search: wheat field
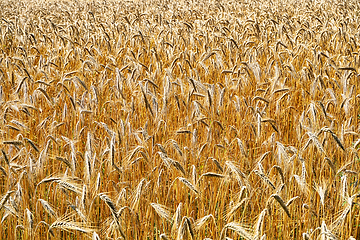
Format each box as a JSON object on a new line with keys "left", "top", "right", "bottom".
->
{"left": 0, "top": 0, "right": 360, "bottom": 239}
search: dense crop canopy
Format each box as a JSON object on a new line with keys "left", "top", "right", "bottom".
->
{"left": 0, "top": 0, "right": 360, "bottom": 239}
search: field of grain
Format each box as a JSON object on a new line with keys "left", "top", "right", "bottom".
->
{"left": 0, "top": 0, "right": 360, "bottom": 239}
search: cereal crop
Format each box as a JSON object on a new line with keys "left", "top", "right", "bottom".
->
{"left": 0, "top": 0, "right": 360, "bottom": 239}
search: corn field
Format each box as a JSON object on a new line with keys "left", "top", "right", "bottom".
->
{"left": 0, "top": 0, "right": 360, "bottom": 239}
